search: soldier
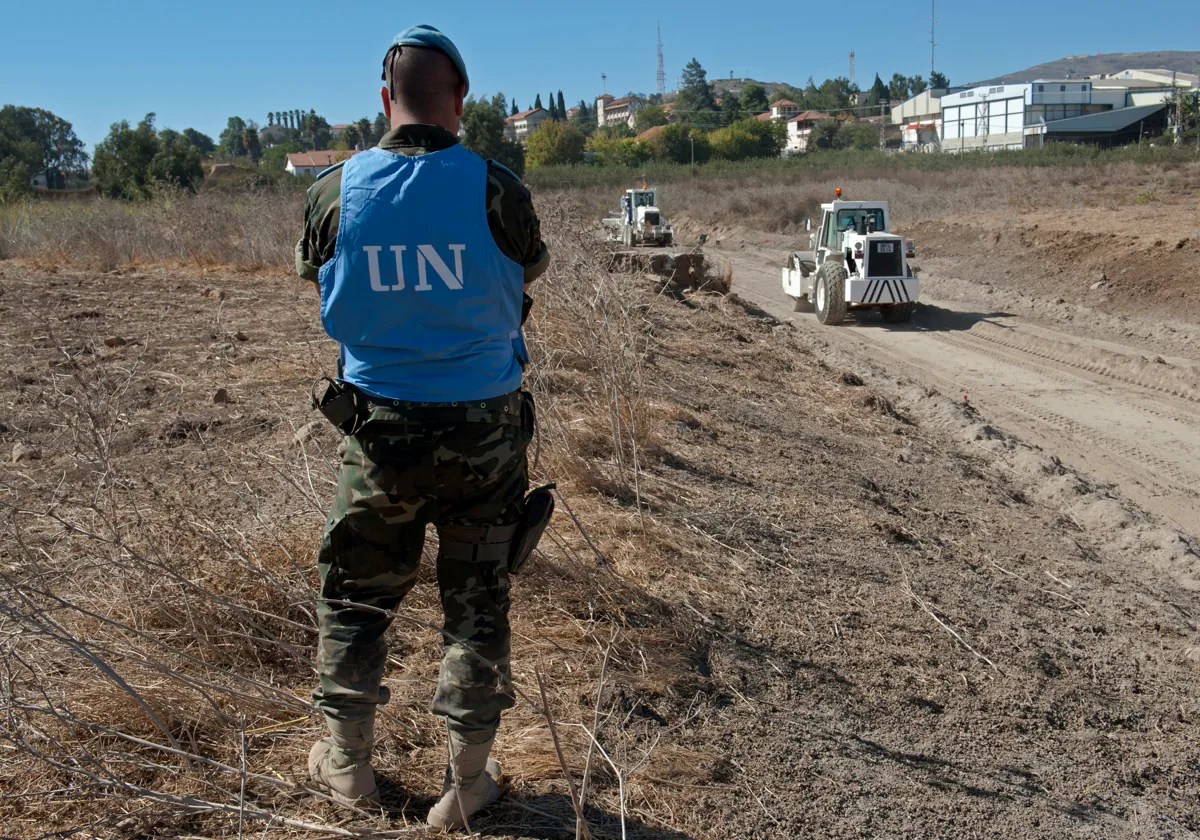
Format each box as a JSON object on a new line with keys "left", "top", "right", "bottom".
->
{"left": 295, "top": 24, "right": 550, "bottom": 829}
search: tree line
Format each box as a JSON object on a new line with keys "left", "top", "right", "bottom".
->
{"left": 0, "top": 106, "right": 89, "bottom": 201}
{"left": 496, "top": 60, "right": 958, "bottom": 170}
{"left": 0, "top": 57, "right": 952, "bottom": 202}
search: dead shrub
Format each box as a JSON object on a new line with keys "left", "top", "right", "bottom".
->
{"left": 0, "top": 187, "right": 302, "bottom": 270}
{"left": 0, "top": 192, "right": 714, "bottom": 838}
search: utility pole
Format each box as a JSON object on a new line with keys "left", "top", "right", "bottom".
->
{"left": 1173, "top": 71, "right": 1181, "bottom": 144}
{"left": 1194, "top": 62, "right": 1200, "bottom": 151}
{"left": 849, "top": 52, "right": 856, "bottom": 88}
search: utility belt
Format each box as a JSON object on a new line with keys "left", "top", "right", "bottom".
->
{"left": 312, "top": 378, "right": 528, "bottom": 435}
{"left": 311, "top": 377, "right": 552, "bottom": 574}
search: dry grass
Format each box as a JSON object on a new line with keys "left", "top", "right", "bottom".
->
{"left": 4, "top": 173, "right": 1199, "bottom": 838}
{"left": 560, "top": 159, "right": 1200, "bottom": 239}
{"left": 0, "top": 187, "right": 302, "bottom": 272}
{"left": 0, "top": 194, "right": 735, "bottom": 839}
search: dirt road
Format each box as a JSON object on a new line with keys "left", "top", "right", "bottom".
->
{"left": 717, "top": 245, "right": 1200, "bottom": 537}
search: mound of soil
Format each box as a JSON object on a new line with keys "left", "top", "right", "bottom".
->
{"left": 911, "top": 202, "right": 1200, "bottom": 324}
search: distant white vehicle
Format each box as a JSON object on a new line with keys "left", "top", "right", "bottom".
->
{"left": 602, "top": 187, "right": 674, "bottom": 247}
{"left": 781, "top": 189, "right": 920, "bottom": 325}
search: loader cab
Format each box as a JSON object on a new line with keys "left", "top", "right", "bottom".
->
{"left": 627, "top": 189, "right": 657, "bottom": 210}
{"left": 839, "top": 208, "right": 884, "bottom": 235}
{"left": 627, "top": 189, "right": 662, "bottom": 229}
{"left": 815, "top": 201, "right": 890, "bottom": 264}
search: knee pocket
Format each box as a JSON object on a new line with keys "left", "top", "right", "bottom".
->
{"left": 320, "top": 514, "right": 424, "bottom": 597}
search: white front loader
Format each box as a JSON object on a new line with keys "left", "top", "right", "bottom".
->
{"left": 781, "top": 198, "right": 920, "bottom": 325}
{"left": 604, "top": 188, "right": 674, "bottom": 247}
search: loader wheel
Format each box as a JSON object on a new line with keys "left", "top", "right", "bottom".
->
{"left": 814, "top": 264, "right": 848, "bottom": 326}
{"left": 881, "top": 302, "right": 916, "bottom": 323}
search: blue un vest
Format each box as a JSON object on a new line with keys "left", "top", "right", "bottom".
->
{"left": 319, "top": 144, "right": 526, "bottom": 402}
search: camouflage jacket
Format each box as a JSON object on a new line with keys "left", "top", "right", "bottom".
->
{"left": 295, "top": 124, "right": 549, "bottom": 289}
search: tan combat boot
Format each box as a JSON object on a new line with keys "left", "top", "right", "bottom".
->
{"left": 308, "top": 715, "right": 380, "bottom": 808}
{"left": 426, "top": 730, "right": 505, "bottom": 830}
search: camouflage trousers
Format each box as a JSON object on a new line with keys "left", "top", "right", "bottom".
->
{"left": 313, "top": 396, "right": 531, "bottom": 739}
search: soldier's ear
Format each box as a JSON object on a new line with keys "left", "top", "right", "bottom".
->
{"left": 380, "top": 87, "right": 392, "bottom": 121}
{"left": 454, "top": 84, "right": 466, "bottom": 118}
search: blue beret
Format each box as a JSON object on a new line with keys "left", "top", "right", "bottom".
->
{"left": 391, "top": 24, "right": 469, "bottom": 95}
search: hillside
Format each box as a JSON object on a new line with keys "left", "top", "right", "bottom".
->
{"left": 974, "top": 49, "right": 1200, "bottom": 84}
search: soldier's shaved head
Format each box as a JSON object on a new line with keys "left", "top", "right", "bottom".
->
{"left": 382, "top": 45, "right": 465, "bottom": 128}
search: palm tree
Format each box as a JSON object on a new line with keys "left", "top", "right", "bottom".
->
{"left": 356, "top": 117, "right": 372, "bottom": 146}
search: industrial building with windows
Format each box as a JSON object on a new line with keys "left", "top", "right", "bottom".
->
{"left": 941, "top": 81, "right": 1117, "bottom": 152}
{"left": 892, "top": 69, "right": 1190, "bottom": 153}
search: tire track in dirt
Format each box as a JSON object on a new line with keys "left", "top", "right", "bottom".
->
{"left": 852, "top": 329, "right": 1198, "bottom": 518}
{"left": 962, "top": 322, "right": 1200, "bottom": 405}
{"left": 717, "top": 246, "right": 1200, "bottom": 534}
{"left": 926, "top": 331, "right": 1200, "bottom": 443}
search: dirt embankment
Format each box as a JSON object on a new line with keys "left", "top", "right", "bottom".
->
{"left": 3, "top": 197, "right": 1199, "bottom": 838}
{"left": 910, "top": 203, "right": 1200, "bottom": 324}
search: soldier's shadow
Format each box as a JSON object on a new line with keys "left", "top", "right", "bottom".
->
{"left": 377, "top": 777, "right": 697, "bottom": 839}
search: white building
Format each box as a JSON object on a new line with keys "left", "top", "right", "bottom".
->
{"left": 785, "top": 111, "right": 833, "bottom": 153}
{"left": 769, "top": 99, "right": 802, "bottom": 120}
{"left": 890, "top": 72, "right": 1185, "bottom": 153}
{"left": 504, "top": 108, "right": 549, "bottom": 144}
{"left": 595, "top": 95, "right": 648, "bottom": 129}
{"left": 940, "top": 81, "right": 1116, "bottom": 152}
{"left": 1102, "top": 68, "right": 1200, "bottom": 88}
{"left": 285, "top": 150, "right": 356, "bottom": 177}
{"left": 890, "top": 88, "right": 953, "bottom": 151}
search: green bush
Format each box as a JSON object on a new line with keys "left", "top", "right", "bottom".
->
{"left": 708, "top": 118, "right": 784, "bottom": 161}
{"left": 93, "top": 114, "right": 203, "bottom": 199}
{"left": 261, "top": 140, "right": 304, "bottom": 172}
{"left": 642, "top": 123, "right": 710, "bottom": 165}
{"left": 523, "top": 141, "right": 1200, "bottom": 190}
{"left": 526, "top": 120, "right": 586, "bottom": 168}
{"left": 585, "top": 132, "right": 651, "bottom": 168}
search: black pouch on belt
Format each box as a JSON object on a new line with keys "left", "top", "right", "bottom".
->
{"left": 509, "top": 483, "right": 556, "bottom": 574}
{"left": 311, "top": 377, "right": 361, "bottom": 435}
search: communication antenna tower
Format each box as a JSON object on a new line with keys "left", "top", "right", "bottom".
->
{"left": 601, "top": 72, "right": 607, "bottom": 94}
{"left": 849, "top": 52, "right": 856, "bottom": 88}
{"left": 930, "top": 0, "right": 937, "bottom": 77}
{"left": 656, "top": 22, "right": 666, "bottom": 97}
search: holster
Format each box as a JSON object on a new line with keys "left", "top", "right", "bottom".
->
{"left": 509, "top": 484, "right": 556, "bottom": 574}
{"left": 437, "top": 484, "right": 556, "bottom": 575}
{"left": 312, "top": 377, "right": 362, "bottom": 435}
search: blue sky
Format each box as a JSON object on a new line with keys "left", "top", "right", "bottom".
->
{"left": 2, "top": 0, "right": 1196, "bottom": 152}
